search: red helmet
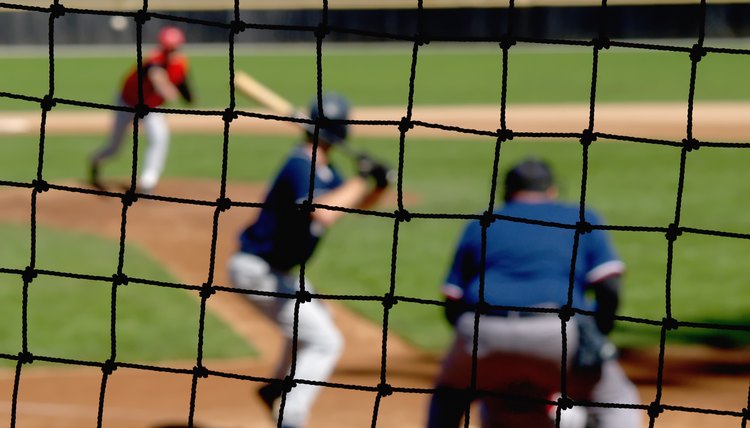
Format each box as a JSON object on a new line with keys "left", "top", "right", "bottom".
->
{"left": 159, "top": 26, "right": 185, "bottom": 51}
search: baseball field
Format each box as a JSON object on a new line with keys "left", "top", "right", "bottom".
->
{"left": 1, "top": 43, "right": 750, "bottom": 427}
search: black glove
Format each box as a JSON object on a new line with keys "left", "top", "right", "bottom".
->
{"left": 574, "top": 314, "right": 616, "bottom": 369}
{"left": 593, "top": 275, "right": 621, "bottom": 335}
{"left": 357, "top": 154, "right": 392, "bottom": 189}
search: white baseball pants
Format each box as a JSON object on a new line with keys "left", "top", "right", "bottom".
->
{"left": 92, "top": 97, "right": 170, "bottom": 192}
{"left": 228, "top": 252, "right": 343, "bottom": 428}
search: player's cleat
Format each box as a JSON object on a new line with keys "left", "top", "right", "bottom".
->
{"left": 89, "top": 162, "right": 104, "bottom": 190}
{"left": 257, "top": 382, "right": 286, "bottom": 425}
{"left": 257, "top": 382, "right": 282, "bottom": 410}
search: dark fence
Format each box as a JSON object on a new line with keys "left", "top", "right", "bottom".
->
{"left": 2, "top": 4, "right": 750, "bottom": 46}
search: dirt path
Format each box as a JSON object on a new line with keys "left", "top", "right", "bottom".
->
{"left": 1, "top": 102, "right": 749, "bottom": 427}
{"left": 3, "top": 102, "right": 750, "bottom": 141}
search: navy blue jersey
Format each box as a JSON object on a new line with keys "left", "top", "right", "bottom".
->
{"left": 240, "top": 145, "right": 344, "bottom": 271}
{"left": 442, "top": 201, "right": 624, "bottom": 311}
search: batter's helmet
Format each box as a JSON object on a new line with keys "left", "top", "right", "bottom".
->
{"left": 504, "top": 157, "right": 555, "bottom": 201}
{"left": 307, "top": 92, "right": 350, "bottom": 145}
{"left": 159, "top": 26, "right": 185, "bottom": 51}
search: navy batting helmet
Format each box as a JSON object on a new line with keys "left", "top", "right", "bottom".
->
{"left": 307, "top": 92, "right": 349, "bottom": 145}
{"left": 504, "top": 157, "right": 555, "bottom": 201}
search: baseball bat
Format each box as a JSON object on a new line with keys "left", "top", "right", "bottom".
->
{"left": 234, "top": 70, "right": 298, "bottom": 118}
{"left": 234, "top": 70, "right": 396, "bottom": 185}
{"left": 234, "top": 69, "right": 360, "bottom": 159}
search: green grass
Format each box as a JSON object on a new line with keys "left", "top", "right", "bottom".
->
{"left": 0, "top": 223, "right": 255, "bottom": 366}
{"left": 4, "top": 131, "right": 749, "bottom": 352}
{"left": 320, "top": 137, "right": 750, "bottom": 350}
{"left": 3, "top": 45, "right": 750, "bottom": 354}
{"left": 4, "top": 45, "right": 750, "bottom": 110}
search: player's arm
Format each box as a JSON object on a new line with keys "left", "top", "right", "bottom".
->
{"left": 311, "top": 154, "right": 391, "bottom": 227}
{"left": 175, "top": 79, "right": 193, "bottom": 104}
{"left": 147, "top": 66, "right": 180, "bottom": 102}
{"left": 441, "top": 224, "right": 479, "bottom": 325}
{"left": 312, "top": 175, "right": 385, "bottom": 227}
{"left": 583, "top": 211, "right": 626, "bottom": 334}
{"left": 590, "top": 274, "right": 621, "bottom": 334}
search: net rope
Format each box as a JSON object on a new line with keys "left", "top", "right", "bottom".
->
{"left": 1, "top": 0, "right": 750, "bottom": 427}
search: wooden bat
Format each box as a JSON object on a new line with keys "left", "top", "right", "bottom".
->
{"left": 234, "top": 70, "right": 299, "bottom": 118}
{"left": 233, "top": 70, "right": 377, "bottom": 164}
{"left": 234, "top": 69, "right": 356, "bottom": 153}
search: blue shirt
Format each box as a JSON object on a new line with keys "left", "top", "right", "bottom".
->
{"left": 442, "top": 200, "right": 624, "bottom": 311}
{"left": 240, "top": 145, "right": 344, "bottom": 271}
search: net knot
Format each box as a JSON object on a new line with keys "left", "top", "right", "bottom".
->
{"left": 580, "top": 129, "right": 597, "bottom": 146}
{"left": 414, "top": 33, "right": 430, "bottom": 46}
{"left": 690, "top": 44, "right": 707, "bottom": 63}
{"left": 121, "top": 190, "right": 138, "bottom": 207}
{"left": 382, "top": 293, "right": 398, "bottom": 310}
{"left": 40, "top": 95, "right": 56, "bottom": 112}
{"left": 576, "top": 220, "right": 593, "bottom": 235}
{"left": 314, "top": 23, "right": 330, "bottom": 39}
{"left": 394, "top": 209, "right": 411, "bottom": 222}
{"left": 476, "top": 301, "right": 491, "bottom": 315}
{"left": 297, "top": 290, "right": 312, "bottom": 303}
{"left": 558, "top": 305, "right": 574, "bottom": 322}
{"left": 593, "top": 36, "right": 611, "bottom": 50}
{"left": 17, "top": 351, "right": 34, "bottom": 365}
{"left": 32, "top": 179, "right": 50, "bottom": 193}
{"left": 557, "top": 396, "right": 574, "bottom": 410}
{"left": 298, "top": 199, "right": 314, "bottom": 214}
{"left": 499, "top": 34, "right": 516, "bottom": 50}
{"left": 101, "top": 359, "right": 117, "bottom": 375}
{"left": 398, "top": 116, "right": 413, "bottom": 134}
{"left": 665, "top": 223, "right": 681, "bottom": 242}
{"left": 223, "top": 108, "right": 237, "bottom": 123}
{"left": 112, "top": 273, "right": 129, "bottom": 286}
{"left": 378, "top": 383, "right": 394, "bottom": 397}
{"left": 496, "top": 128, "right": 513, "bottom": 142}
{"left": 480, "top": 211, "right": 495, "bottom": 228}
{"left": 200, "top": 283, "right": 216, "bottom": 299}
{"left": 216, "top": 197, "right": 232, "bottom": 212}
{"left": 193, "top": 365, "right": 209, "bottom": 378}
{"left": 282, "top": 376, "right": 297, "bottom": 392}
{"left": 647, "top": 401, "right": 663, "bottom": 418}
{"left": 682, "top": 138, "right": 700, "bottom": 152}
{"left": 231, "top": 20, "right": 246, "bottom": 34}
{"left": 134, "top": 10, "right": 150, "bottom": 25}
{"left": 22, "top": 266, "right": 37, "bottom": 283}
{"left": 663, "top": 317, "right": 679, "bottom": 331}
{"left": 134, "top": 103, "right": 149, "bottom": 119}
{"left": 49, "top": 3, "right": 66, "bottom": 18}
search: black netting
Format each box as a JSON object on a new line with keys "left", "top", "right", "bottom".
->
{"left": 1, "top": 1, "right": 750, "bottom": 428}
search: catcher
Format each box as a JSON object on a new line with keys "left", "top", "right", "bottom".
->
{"left": 427, "top": 158, "right": 640, "bottom": 428}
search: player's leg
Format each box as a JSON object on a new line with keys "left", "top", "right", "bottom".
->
{"left": 585, "top": 359, "right": 641, "bottom": 428}
{"left": 227, "top": 253, "right": 343, "bottom": 427}
{"left": 456, "top": 314, "right": 578, "bottom": 428}
{"left": 228, "top": 252, "right": 289, "bottom": 416}
{"left": 274, "top": 277, "right": 343, "bottom": 428}
{"left": 426, "top": 333, "right": 474, "bottom": 428}
{"left": 227, "top": 251, "right": 279, "bottom": 311}
{"left": 90, "top": 103, "right": 132, "bottom": 188}
{"left": 139, "top": 111, "right": 170, "bottom": 193}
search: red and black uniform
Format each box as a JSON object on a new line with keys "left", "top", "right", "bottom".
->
{"left": 120, "top": 49, "right": 192, "bottom": 108}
